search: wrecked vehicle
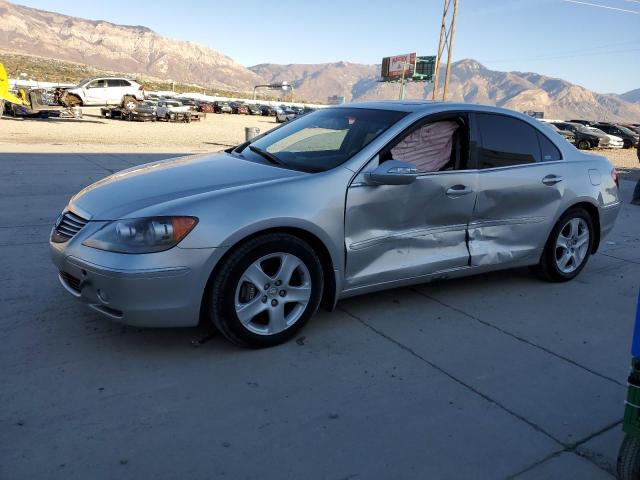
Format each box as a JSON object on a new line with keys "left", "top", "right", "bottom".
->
{"left": 126, "top": 101, "right": 158, "bottom": 122}
{"left": 1, "top": 63, "right": 69, "bottom": 118}
{"left": 156, "top": 100, "right": 200, "bottom": 122}
{"left": 50, "top": 102, "right": 621, "bottom": 348}
{"left": 59, "top": 77, "right": 145, "bottom": 111}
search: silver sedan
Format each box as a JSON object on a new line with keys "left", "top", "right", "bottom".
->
{"left": 50, "top": 102, "right": 621, "bottom": 347}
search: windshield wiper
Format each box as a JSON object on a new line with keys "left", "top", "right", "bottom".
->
{"left": 249, "top": 145, "right": 286, "bottom": 167}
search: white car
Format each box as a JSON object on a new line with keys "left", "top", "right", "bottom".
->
{"left": 585, "top": 127, "right": 624, "bottom": 149}
{"left": 61, "top": 77, "right": 145, "bottom": 110}
{"left": 156, "top": 100, "right": 193, "bottom": 121}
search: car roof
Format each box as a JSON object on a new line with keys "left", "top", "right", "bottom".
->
{"left": 333, "top": 101, "right": 543, "bottom": 119}
{"left": 80, "top": 76, "right": 137, "bottom": 83}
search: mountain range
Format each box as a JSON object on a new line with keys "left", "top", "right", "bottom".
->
{"left": 0, "top": 0, "right": 638, "bottom": 121}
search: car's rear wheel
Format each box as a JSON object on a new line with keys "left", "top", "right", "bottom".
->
{"left": 623, "top": 140, "right": 632, "bottom": 149}
{"left": 209, "top": 234, "right": 323, "bottom": 348}
{"left": 577, "top": 139, "right": 590, "bottom": 150}
{"left": 536, "top": 207, "right": 593, "bottom": 282}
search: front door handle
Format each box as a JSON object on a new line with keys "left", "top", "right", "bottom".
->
{"left": 542, "top": 174, "right": 563, "bottom": 186}
{"left": 446, "top": 185, "right": 473, "bottom": 197}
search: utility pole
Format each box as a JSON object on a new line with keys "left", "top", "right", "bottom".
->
{"left": 432, "top": 0, "right": 459, "bottom": 101}
{"left": 399, "top": 61, "right": 409, "bottom": 100}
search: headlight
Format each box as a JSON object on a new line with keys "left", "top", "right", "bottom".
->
{"left": 83, "top": 216, "right": 198, "bottom": 253}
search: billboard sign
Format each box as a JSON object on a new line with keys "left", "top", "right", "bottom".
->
{"left": 414, "top": 56, "right": 436, "bottom": 80}
{"left": 381, "top": 53, "right": 417, "bottom": 79}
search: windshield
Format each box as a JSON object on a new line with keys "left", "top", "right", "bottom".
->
{"left": 574, "top": 124, "right": 592, "bottom": 133}
{"left": 617, "top": 125, "right": 637, "bottom": 136}
{"left": 244, "top": 108, "right": 407, "bottom": 172}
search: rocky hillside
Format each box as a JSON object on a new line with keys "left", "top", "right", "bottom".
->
{"left": 621, "top": 88, "right": 640, "bottom": 104}
{"left": 0, "top": 0, "right": 262, "bottom": 91}
{"left": 1, "top": 0, "right": 638, "bottom": 121}
{"left": 252, "top": 59, "right": 640, "bottom": 122}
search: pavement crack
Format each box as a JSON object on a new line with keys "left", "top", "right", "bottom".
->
{"left": 78, "top": 154, "right": 118, "bottom": 174}
{"left": 411, "top": 288, "right": 625, "bottom": 388}
{"left": 507, "top": 420, "right": 623, "bottom": 478}
{"left": 338, "top": 305, "right": 565, "bottom": 448}
{"left": 601, "top": 252, "right": 640, "bottom": 266}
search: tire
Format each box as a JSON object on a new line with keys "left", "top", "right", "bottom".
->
{"left": 624, "top": 140, "right": 632, "bottom": 149}
{"left": 122, "top": 96, "right": 138, "bottom": 112}
{"left": 618, "top": 434, "right": 640, "bottom": 480}
{"left": 535, "top": 207, "right": 594, "bottom": 282}
{"left": 209, "top": 233, "right": 323, "bottom": 348}
{"left": 577, "top": 139, "right": 590, "bottom": 150}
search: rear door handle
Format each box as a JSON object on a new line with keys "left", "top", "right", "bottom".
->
{"left": 446, "top": 185, "right": 473, "bottom": 197}
{"left": 542, "top": 174, "right": 563, "bottom": 186}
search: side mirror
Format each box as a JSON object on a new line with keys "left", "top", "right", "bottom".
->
{"left": 364, "top": 160, "right": 418, "bottom": 186}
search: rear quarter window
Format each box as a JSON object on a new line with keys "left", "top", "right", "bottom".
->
{"left": 537, "top": 131, "right": 562, "bottom": 161}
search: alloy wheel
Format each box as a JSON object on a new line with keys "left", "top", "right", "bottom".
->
{"left": 234, "top": 253, "right": 312, "bottom": 335}
{"left": 555, "top": 217, "right": 590, "bottom": 274}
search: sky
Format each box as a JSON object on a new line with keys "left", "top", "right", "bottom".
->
{"left": 13, "top": 0, "right": 640, "bottom": 94}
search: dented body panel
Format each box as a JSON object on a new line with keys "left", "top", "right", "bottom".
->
{"left": 50, "top": 101, "right": 621, "bottom": 327}
{"left": 345, "top": 170, "right": 477, "bottom": 288}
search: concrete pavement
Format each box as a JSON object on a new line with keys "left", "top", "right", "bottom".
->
{"left": 1, "top": 153, "right": 639, "bottom": 479}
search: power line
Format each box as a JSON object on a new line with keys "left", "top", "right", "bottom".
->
{"left": 561, "top": 0, "right": 640, "bottom": 14}
{"left": 484, "top": 48, "right": 640, "bottom": 64}
{"left": 483, "top": 40, "right": 640, "bottom": 63}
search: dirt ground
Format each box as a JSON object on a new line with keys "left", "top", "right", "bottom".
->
{"left": 0, "top": 107, "right": 638, "bottom": 172}
{"left": 0, "top": 107, "right": 277, "bottom": 153}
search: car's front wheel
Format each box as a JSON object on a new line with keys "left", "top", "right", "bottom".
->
{"left": 536, "top": 207, "right": 593, "bottom": 282}
{"left": 209, "top": 234, "right": 323, "bottom": 347}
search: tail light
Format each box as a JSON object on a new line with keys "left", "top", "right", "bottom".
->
{"left": 611, "top": 168, "right": 619, "bottom": 189}
{"left": 138, "top": 84, "right": 145, "bottom": 91}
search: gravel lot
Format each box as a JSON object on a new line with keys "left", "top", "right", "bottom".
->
{"left": 0, "top": 107, "right": 277, "bottom": 153}
{"left": 1, "top": 111, "right": 639, "bottom": 479}
{"left": 0, "top": 107, "right": 637, "bottom": 174}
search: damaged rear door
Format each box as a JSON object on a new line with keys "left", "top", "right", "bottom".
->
{"left": 468, "top": 112, "right": 566, "bottom": 266}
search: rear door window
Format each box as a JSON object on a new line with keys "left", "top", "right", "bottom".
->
{"left": 475, "top": 113, "right": 541, "bottom": 168}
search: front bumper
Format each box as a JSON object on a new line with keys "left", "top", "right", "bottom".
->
{"left": 50, "top": 222, "right": 220, "bottom": 328}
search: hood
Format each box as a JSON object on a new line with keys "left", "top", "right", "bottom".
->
{"left": 69, "top": 153, "right": 306, "bottom": 220}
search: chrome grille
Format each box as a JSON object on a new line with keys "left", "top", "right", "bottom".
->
{"left": 52, "top": 211, "right": 89, "bottom": 243}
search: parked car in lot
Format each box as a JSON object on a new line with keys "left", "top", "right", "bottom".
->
{"left": 594, "top": 123, "right": 639, "bottom": 149}
{"left": 197, "top": 101, "right": 215, "bottom": 113}
{"left": 60, "top": 77, "right": 144, "bottom": 111}
{"left": 50, "top": 102, "right": 621, "bottom": 347}
{"left": 582, "top": 126, "right": 619, "bottom": 149}
{"left": 260, "top": 105, "right": 280, "bottom": 116}
{"left": 231, "top": 102, "right": 249, "bottom": 114}
{"left": 275, "top": 107, "right": 298, "bottom": 123}
{"left": 247, "top": 104, "right": 262, "bottom": 115}
{"left": 214, "top": 101, "right": 232, "bottom": 114}
{"left": 127, "top": 101, "right": 158, "bottom": 122}
{"left": 156, "top": 100, "right": 192, "bottom": 121}
{"left": 551, "top": 121, "right": 603, "bottom": 149}
{"left": 540, "top": 121, "right": 575, "bottom": 143}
